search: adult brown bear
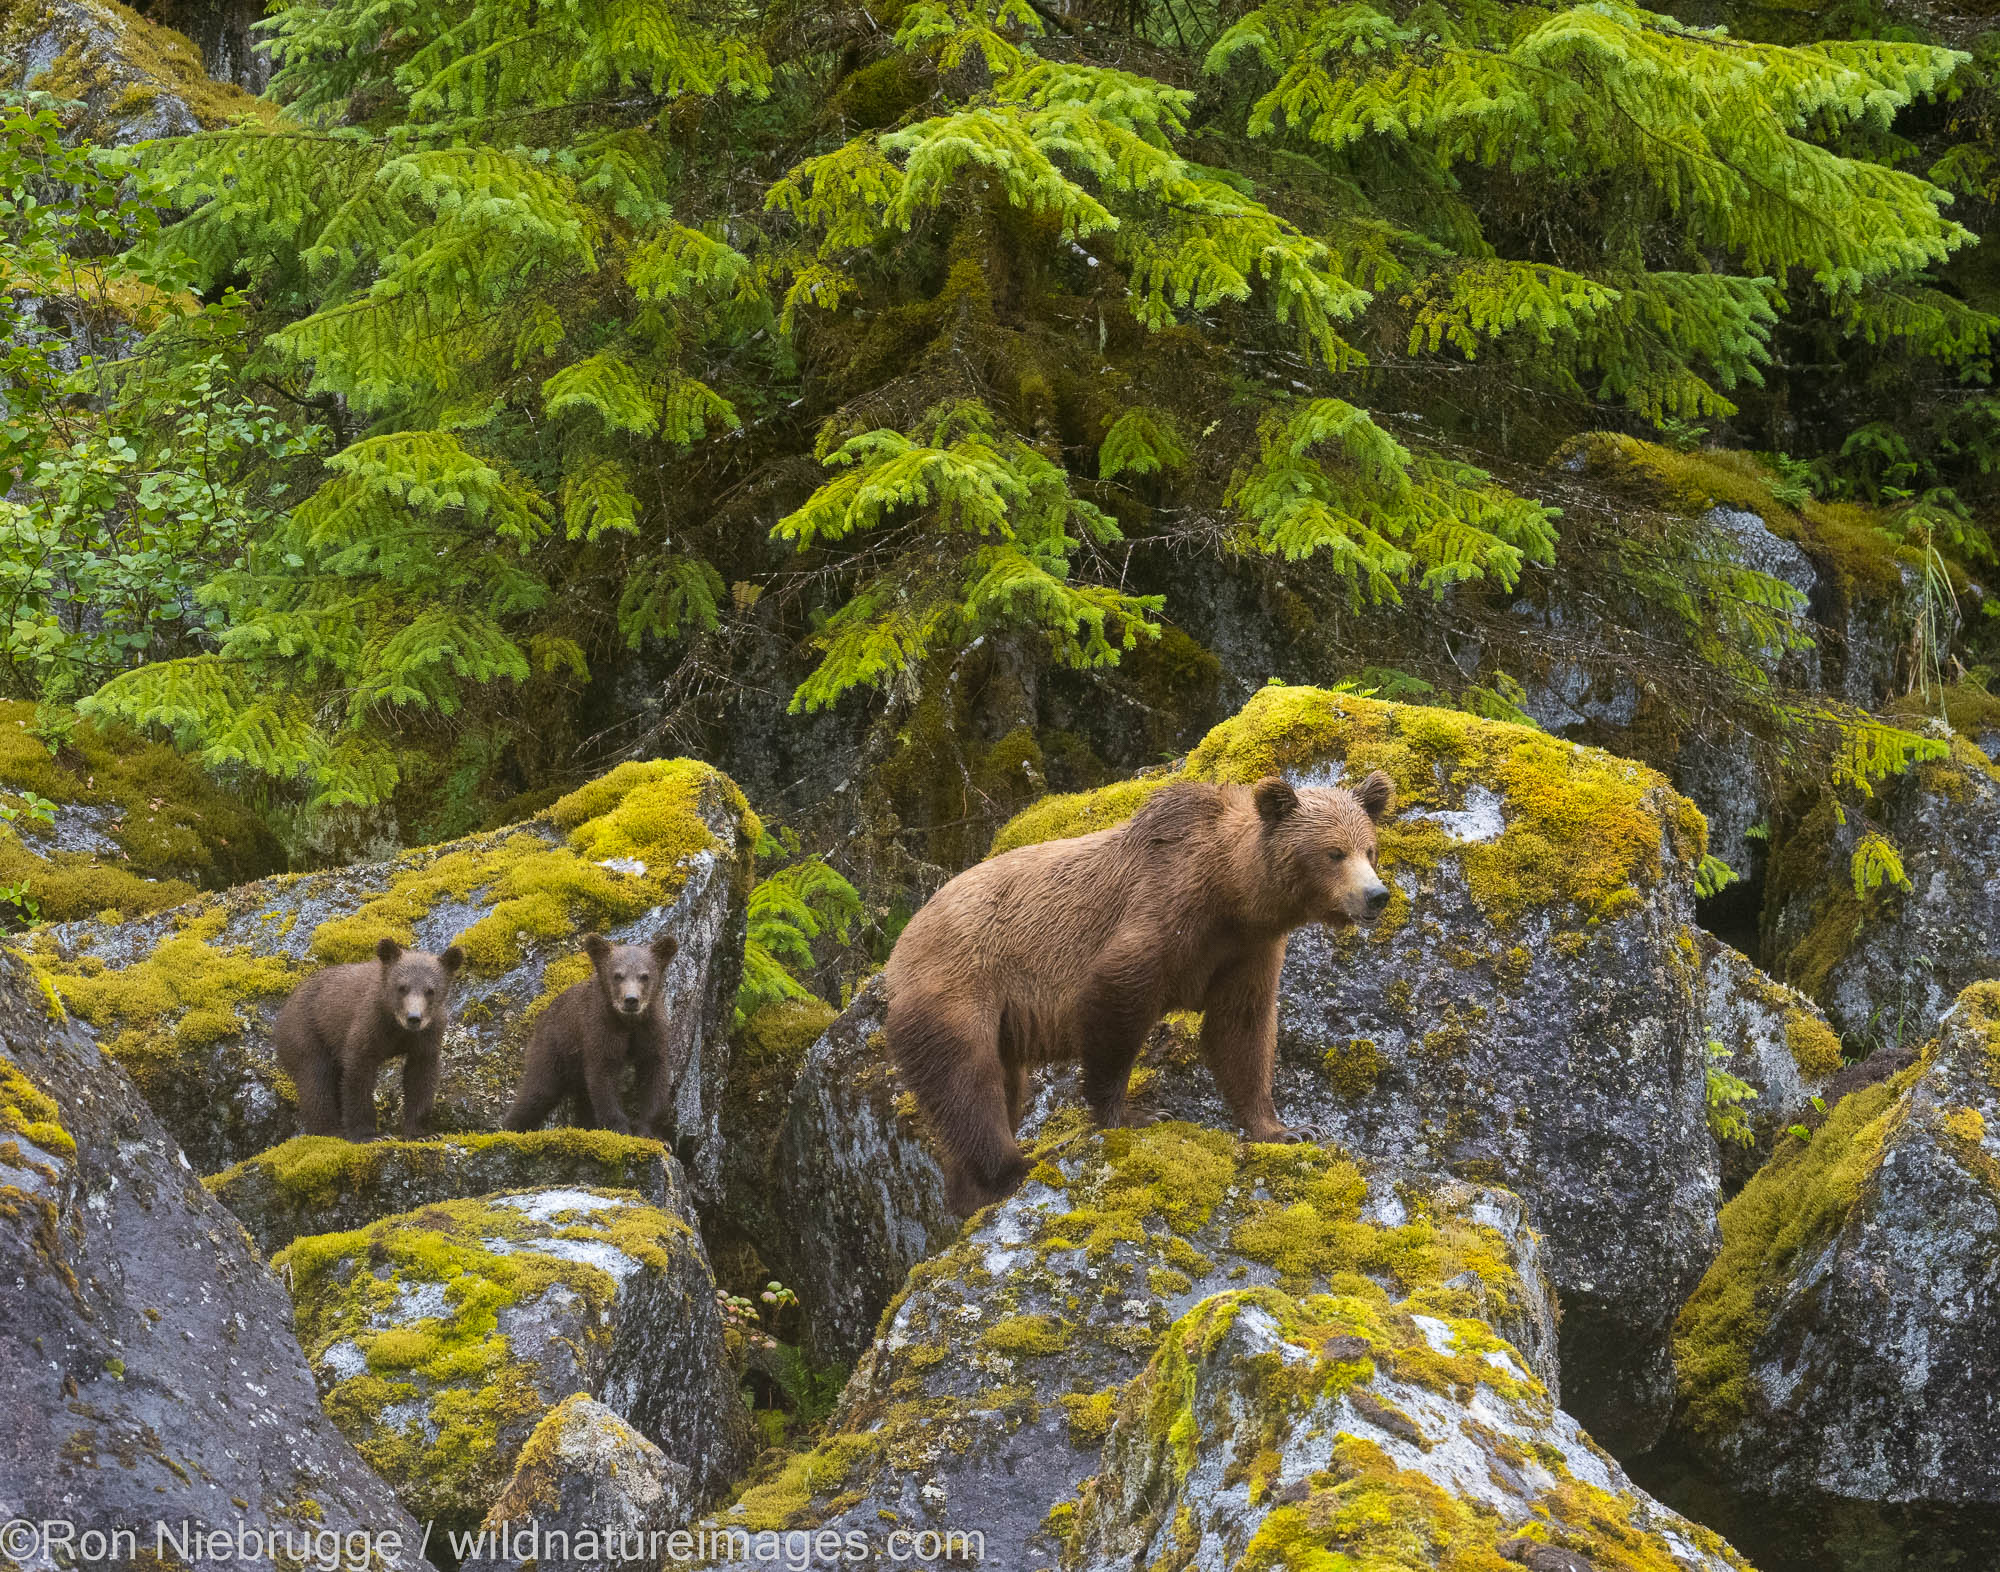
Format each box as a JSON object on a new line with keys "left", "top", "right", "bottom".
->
{"left": 884, "top": 771, "right": 1395, "bottom": 1212}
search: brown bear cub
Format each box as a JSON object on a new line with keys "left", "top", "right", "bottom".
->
{"left": 276, "top": 937, "right": 466, "bottom": 1143}
{"left": 503, "top": 932, "right": 680, "bottom": 1136}
{"left": 885, "top": 771, "right": 1395, "bottom": 1213}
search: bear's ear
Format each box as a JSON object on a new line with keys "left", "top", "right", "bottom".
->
{"left": 582, "top": 933, "right": 611, "bottom": 965}
{"left": 1353, "top": 770, "right": 1395, "bottom": 824}
{"left": 1253, "top": 777, "right": 1299, "bottom": 826}
{"left": 439, "top": 944, "right": 465, "bottom": 976}
{"left": 650, "top": 933, "right": 679, "bottom": 964}
{"left": 375, "top": 937, "right": 403, "bottom": 966}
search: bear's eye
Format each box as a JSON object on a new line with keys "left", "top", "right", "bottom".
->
{"left": 1327, "top": 848, "right": 1347, "bottom": 864}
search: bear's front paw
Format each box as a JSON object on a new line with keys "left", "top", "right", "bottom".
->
{"left": 1248, "top": 1122, "right": 1313, "bottom": 1145}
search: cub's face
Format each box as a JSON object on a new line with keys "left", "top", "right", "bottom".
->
{"left": 1253, "top": 772, "right": 1395, "bottom": 928}
{"left": 375, "top": 938, "right": 465, "bottom": 1031}
{"left": 583, "top": 932, "right": 679, "bottom": 1018}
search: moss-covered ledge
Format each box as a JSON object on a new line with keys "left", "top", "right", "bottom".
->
{"left": 206, "top": 1129, "right": 691, "bottom": 1257}
{"left": 691, "top": 1117, "right": 1745, "bottom": 1569}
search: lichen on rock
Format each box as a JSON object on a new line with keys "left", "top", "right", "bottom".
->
{"left": 1064, "top": 1286, "right": 1750, "bottom": 1572}
{"left": 0, "top": 948, "right": 426, "bottom": 1563}
{"left": 697, "top": 1117, "right": 1740, "bottom": 1571}
{"left": 32, "top": 757, "right": 755, "bottom": 1186}
{"left": 460, "top": 1394, "right": 694, "bottom": 1572}
{"left": 206, "top": 1128, "right": 690, "bottom": 1256}
{"left": 279, "top": 1185, "right": 752, "bottom": 1538}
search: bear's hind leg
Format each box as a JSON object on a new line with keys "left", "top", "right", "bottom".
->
{"left": 889, "top": 993, "right": 1027, "bottom": 1215}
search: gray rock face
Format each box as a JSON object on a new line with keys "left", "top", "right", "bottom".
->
{"left": 459, "top": 1395, "right": 692, "bottom": 1572}
{"left": 205, "top": 1129, "right": 690, "bottom": 1257}
{"left": 282, "top": 1185, "right": 753, "bottom": 1536}
{"left": 1662, "top": 980, "right": 2000, "bottom": 1571}
{"left": 0, "top": 950, "right": 425, "bottom": 1572}
{"left": 767, "top": 976, "right": 958, "bottom": 1363}
{"left": 1069, "top": 1287, "right": 1742, "bottom": 1572}
{"left": 703, "top": 1122, "right": 1741, "bottom": 1572}
{"left": 1698, "top": 932, "right": 1842, "bottom": 1186}
{"left": 1764, "top": 738, "right": 2000, "bottom": 1052}
{"left": 34, "top": 761, "right": 754, "bottom": 1196}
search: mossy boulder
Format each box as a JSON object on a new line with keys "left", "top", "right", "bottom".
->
{"left": 0, "top": 701, "right": 283, "bottom": 924}
{"left": 0, "top": 0, "right": 272, "bottom": 141}
{"left": 697, "top": 1119, "right": 1738, "bottom": 1569}
{"left": 1763, "top": 735, "right": 2000, "bottom": 1052}
{"left": 710, "top": 992, "right": 839, "bottom": 1295}
{"left": 206, "top": 1129, "right": 689, "bottom": 1257}
{"left": 281, "top": 1186, "right": 754, "bottom": 1540}
{"left": 992, "top": 684, "right": 1719, "bottom": 1452}
{"left": 1659, "top": 981, "right": 2000, "bottom": 1572}
{"left": 460, "top": 1394, "right": 693, "bottom": 1572}
{"left": 0, "top": 948, "right": 425, "bottom": 1564}
{"left": 1699, "top": 932, "right": 1843, "bottom": 1188}
{"left": 1066, "top": 1288, "right": 1749, "bottom": 1572}
{"left": 33, "top": 758, "right": 756, "bottom": 1185}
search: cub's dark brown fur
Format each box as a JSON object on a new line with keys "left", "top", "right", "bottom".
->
{"left": 884, "top": 772, "right": 1395, "bottom": 1213}
{"left": 503, "top": 932, "right": 680, "bottom": 1135}
{"left": 276, "top": 937, "right": 466, "bottom": 1142}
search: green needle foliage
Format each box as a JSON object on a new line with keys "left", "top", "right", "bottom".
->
{"left": 0, "top": 0, "right": 1990, "bottom": 849}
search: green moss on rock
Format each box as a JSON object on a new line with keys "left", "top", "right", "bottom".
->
{"left": 1673, "top": 1066, "right": 1921, "bottom": 1436}
{"left": 205, "top": 1129, "right": 683, "bottom": 1255}
{"left": 278, "top": 1190, "right": 698, "bottom": 1534}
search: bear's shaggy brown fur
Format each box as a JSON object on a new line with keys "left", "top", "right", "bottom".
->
{"left": 275, "top": 937, "right": 466, "bottom": 1142}
{"left": 502, "top": 932, "right": 680, "bottom": 1135}
{"left": 884, "top": 772, "right": 1394, "bottom": 1212}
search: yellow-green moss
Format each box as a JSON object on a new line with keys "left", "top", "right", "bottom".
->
{"left": 204, "top": 1128, "right": 667, "bottom": 1207}
{"left": 1674, "top": 1064, "right": 1922, "bottom": 1435}
{"left": 1323, "top": 1038, "right": 1385, "bottom": 1099}
{"left": 44, "top": 909, "right": 296, "bottom": 1092}
{"left": 992, "top": 686, "right": 1690, "bottom": 929}
{"left": 981, "top": 1313, "right": 1070, "bottom": 1357}
{"left": 1564, "top": 433, "right": 1910, "bottom": 597}
{"left": 277, "top": 1190, "right": 692, "bottom": 1530}
{"left": 1096, "top": 1285, "right": 1740, "bottom": 1572}
{"left": 0, "top": 702, "right": 279, "bottom": 922}
{"left": 0, "top": 0, "right": 275, "bottom": 133}
{"left": 1783, "top": 1009, "right": 1844, "bottom": 1080}
{"left": 0, "top": 1051, "right": 74, "bottom": 1160}
{"left": 1059, "top": 1390, "right": 1118, "bottom": 1446}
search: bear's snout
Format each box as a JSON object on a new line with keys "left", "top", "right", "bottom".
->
{"left": 1363, "top": 883, "right": 1389, "bottom": 916}
{"left": 616, "top": 994, "right": 645, "bottom": 1014}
